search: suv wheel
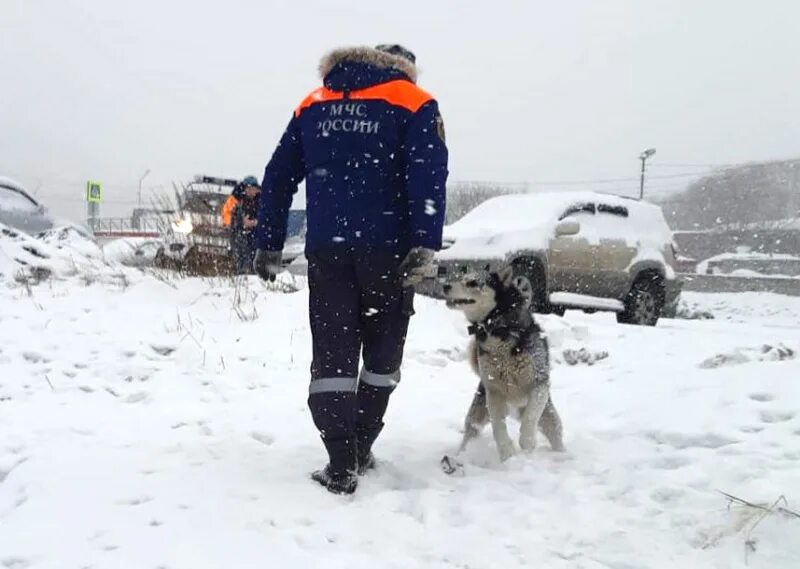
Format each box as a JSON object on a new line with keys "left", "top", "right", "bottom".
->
{"left": 617, "top": 277, "right": 664, "bottom": 326}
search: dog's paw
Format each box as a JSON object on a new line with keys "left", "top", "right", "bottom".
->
{"left": 519, "top": 435, "right": 537, "bottom": 452}
{"left": 497, "top": 443, "right": 516, "bottom": 462}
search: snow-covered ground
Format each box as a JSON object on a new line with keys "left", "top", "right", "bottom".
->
{"left": 1, "top": 277, "right": 799, "bottom": 569}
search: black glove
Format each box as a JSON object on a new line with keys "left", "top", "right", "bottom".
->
{"left": 253, "top": 249, "right": 283, "bottom": 282}
{"left": 398, "top": 247, "right": 435, "bottom": 286}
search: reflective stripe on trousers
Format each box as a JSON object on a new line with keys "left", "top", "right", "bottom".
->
{"left": 308, "top": 368, "right": 400, "bottom": 394}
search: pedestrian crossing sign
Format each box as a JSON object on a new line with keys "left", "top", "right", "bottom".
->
{"left": 86, "top": 181, "right": 103, "bottom": 203}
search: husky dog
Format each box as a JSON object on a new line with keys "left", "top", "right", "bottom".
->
{"left": 443, "top": 266, "right": 565, "bottom": 462}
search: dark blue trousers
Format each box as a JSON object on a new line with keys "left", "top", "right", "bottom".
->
{"left": 306, "top": 249, "right": 414, "bottom": 476}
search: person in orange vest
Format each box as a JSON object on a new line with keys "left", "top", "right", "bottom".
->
{"left": 221, "top": 187, "right": 242, "bottom": 229}
{"left": 225, "top": 176, "right": 260, "bottom": 274}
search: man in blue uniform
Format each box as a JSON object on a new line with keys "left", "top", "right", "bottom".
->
{"left": 254, "top": 44, "right": 448, "bottom": 494}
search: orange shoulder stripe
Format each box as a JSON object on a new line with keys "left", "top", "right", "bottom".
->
{"left": 294, "top": 80, "right": 434, "bottom": 117}
{"left": 349, "top": 81, "right": 434, "bottom": 113}
{"left": 294, "top": 87, "right": 344, "bottom": 117}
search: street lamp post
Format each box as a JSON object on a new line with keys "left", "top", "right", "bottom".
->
{"left": 639, "top": 148, "right": 656, "bottom": 200}
{"left": 138, "top": 169, "right": 151, "bottom": 207}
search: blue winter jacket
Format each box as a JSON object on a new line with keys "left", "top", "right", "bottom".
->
{"left": 255, "top": 48, "right": 449, "bottom": 254}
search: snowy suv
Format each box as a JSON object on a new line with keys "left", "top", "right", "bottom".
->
{"left": 434, "top": 192, "right": 682, "bottom": 326}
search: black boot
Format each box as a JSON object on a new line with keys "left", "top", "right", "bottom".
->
{"left": 311, "top": 465, "right": 358, "bottom": 495}
{"left": 356, "top": 440, "right": 375, "bottom": 476}
{"left": 308, "top": 391, "right": 359, "bottom": 493}
{"left": 356, "top": 381, "right": 394, "bottom": 474}
{"left": 356, "top": 424, "right": 381, "bottom": 475}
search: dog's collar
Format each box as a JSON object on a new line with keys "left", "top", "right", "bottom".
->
{"left": 467, "top": 307, "right": 502, "bottom": 342}
{"left": 467, "top": 322, "right": 489, "bottom": 341}
{"left": 467, "top": 312, "right": 536, "bottom": 355}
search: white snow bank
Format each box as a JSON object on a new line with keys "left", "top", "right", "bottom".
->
{"left": 705, "top": 252, "right": 800, "bottom": 263}
{"left": 727, "top": 269, "right": 799, "bottom": 279}
{"left": 0, "top": 222, "right": 139, "bottom": 284}
{"left": 677, "top": 291, "right": 800, "bottom": 326}
{"left": 698, "top": 251, "right": 800, "bottom": 277}
{"left": 699, "top": 343, "right": 796, "bottom": 369}
{"left": 103, "top": 237, "right": 163, "bottom": 267}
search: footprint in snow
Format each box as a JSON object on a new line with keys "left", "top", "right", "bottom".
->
{"left": 749, "top": 392, "right": 775, "bottom": 402}
{"left": 651, "top": 487, "right": 685, "bottom": 505}
{"left": 436, "top": 347, "right": 466, "bottom": 361}
{"left": 150, "top": 344, "right": 176, "bottom": 356}
{"left": 650, "top": 455, "right": 691, "bottom": 470}
{"left": 760, "top": 410, "right": 795, "bottom": 424}
{"left": 2, "top": 557, "right": 31, "bottom": 569}
{"left": 125, "top": 392, "right": 149, "bottom": 404}
{"left": 117, "top": 496, "right": 152, "bottom": 506}
{"left": 250, "top": 432, "right": 275, "bottom": 446}
{"left": 414, "top": 353, "right": 450, "bottom": 367}
{"left": 21, "top": 351, "right": 49, "bottom": 364}
{"left": 647, "top": 431, "right": 739, "bottom": 450}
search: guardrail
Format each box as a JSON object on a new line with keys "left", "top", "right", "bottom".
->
{"left": 89, "top": 217, "right": 167, "bottom": 236}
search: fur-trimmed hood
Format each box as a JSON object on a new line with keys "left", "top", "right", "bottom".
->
{"left": 318, "top": 46, "right": 417, "bottom": 91}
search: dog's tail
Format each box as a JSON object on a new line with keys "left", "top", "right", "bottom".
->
{"left": 467, "top": 338, "right": 479, "bottom": 376}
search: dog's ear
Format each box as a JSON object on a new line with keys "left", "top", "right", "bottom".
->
{"left": 497, "top": 265, "right": 514, "bottom": 287}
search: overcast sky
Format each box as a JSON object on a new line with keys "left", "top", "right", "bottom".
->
{"left": 2, "top": 0, "right": 799, "bottom": 221}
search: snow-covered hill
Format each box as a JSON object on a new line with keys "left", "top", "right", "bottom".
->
{"left": 0, "top": 278, "right": 798, "bottom": 568}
